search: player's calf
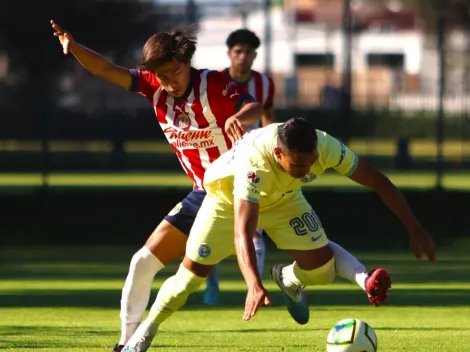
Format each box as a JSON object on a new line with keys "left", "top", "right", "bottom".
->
{"left": 271, "top": 258, "right": 335, "bottom": 325}
{"left": 123, "top": 263, "right": 206, "bottom": 351}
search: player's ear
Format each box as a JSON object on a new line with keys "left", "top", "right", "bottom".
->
{"left": 274, "top": 147, "right": 282, "bottom": 158}
{"left": 253, "top": 51, "right": 257, "bottom": 60}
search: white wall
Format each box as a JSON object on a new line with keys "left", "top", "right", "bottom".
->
{"left": 193, "top": 7, "right": 424, "bottom": 75}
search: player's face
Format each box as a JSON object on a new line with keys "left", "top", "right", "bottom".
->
{"left": 275, "top": 148, "right": 319, "bottom": 179}
{"left": 154, "top": 60, "right": 191, "bottom": 97}
{"left": 228, "top": 43, "right": 257, "bottom": 74}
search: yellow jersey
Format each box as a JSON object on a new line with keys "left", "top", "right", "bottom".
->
{"left": 204, "top": 123, "right": 358, "bottom": 209}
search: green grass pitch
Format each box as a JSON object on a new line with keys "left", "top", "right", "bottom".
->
{"left": 1, "top": 244, "right": 470, "bottom": 351}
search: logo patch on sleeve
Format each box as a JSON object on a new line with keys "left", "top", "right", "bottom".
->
{"left": 247, "top": 171, "right": 260, "bottom": 184}
{"left": 300, "top": 172, "right": 317, "bottom": 183}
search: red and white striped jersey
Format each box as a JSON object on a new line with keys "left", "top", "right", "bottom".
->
{"left": 222, "top": 68, "right": 275, "bottom": 132}
{"left": 130, "top": 68, "right": 252, "bottom": 190}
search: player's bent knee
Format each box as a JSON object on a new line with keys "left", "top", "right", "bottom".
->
{"left": 293, "top": 258, "right": 335, "bottom": 286}
{"left": 172, "top": 264, "right": 206, "bottom": 296}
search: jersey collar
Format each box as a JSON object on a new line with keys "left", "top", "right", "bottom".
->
{"left": 224, "top": 68, "right": 252, "bottom": 85}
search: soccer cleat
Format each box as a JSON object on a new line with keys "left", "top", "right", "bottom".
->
{"left": 111, "top": 344, "right": 124, "bottom": 352}
{"left": 365, "top": 268, "right": 392, "bottom": 307}
{"left": 270, "top": 264, "right": 309, "bottom": 325}
{"left": 122, "top": 344, "right": 149, "bottom": 352}
{"left": 203, "top": 284, "right": 220, "bottom": 305}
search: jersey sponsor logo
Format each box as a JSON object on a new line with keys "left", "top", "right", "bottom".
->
{"left": 229, "top": 91, "right": 240, "bottom": 99}
{"left": 335, "top": 143, "right": 346, "bottom": 167}
{"left": 198, "top": 244, "right": 211, "bottom": 258}
{"left": 167, "top": 202, "right": 182, "bottom": 216}
{"left": 247, "top": 171, "right": 260, "bottom": 184}
{"left": 300, "top": 172, "right": 317, "bottom": 183}
{"left": 281, "top": 190, "right": 294, "bottom": 197}
{"left": 222, "top": 80, "right": 236, "bottom": 96}
{"left": 311, "top": 232, "right": 324, "bottom": 241}
{"left": 163, "top": 127, "right": 215, "bottom": 149}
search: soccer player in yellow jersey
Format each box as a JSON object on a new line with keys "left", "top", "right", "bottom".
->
{"left": 122, "top": 118, "right": 436, "bottom": 351}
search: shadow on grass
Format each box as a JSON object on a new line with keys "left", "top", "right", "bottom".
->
{"left": 1, "top": 287, "right": 470, "bottom": 309}
{"left": 2, "top": 257, "right": 470, "bottom": 284}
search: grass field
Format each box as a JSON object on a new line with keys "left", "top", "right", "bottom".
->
{"left": 1, "top": 245, "right": 470, "bottom": 351}
{"left": 2, "top": 170, "right": 470, "bottom": 192}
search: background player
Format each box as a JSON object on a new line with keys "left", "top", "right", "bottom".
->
{"left": 204, "top": 28, "right": 275, "bottom": 305}
{"left": 50, "top": 21, "right": 264, "bottom": 352}
{"left": 122, "top": 118, "right": 435, "bottom": 351}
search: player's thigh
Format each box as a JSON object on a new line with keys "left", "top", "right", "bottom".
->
{"left": 186, "top": 195, "right": 235, "bottom": 266}
{"left": 145, "top": 190, "right": 206, "bottom": 265}
{"left": 260, "top": 192, "right": 329, "bottom": 252}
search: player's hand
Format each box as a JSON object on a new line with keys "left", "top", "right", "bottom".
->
{"left": 408, "top": 225, "right": 436, "bottom": 263}
{"left": 243, "top": 283, "right": 271, "bottom": 321}
{"left": 50, "top": 20, "right": 75, "bottom": 55}
{"left": 225, "top": 116, "right": 245, "bottom": 143}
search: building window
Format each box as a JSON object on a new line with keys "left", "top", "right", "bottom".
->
{"left": 296, "top": 53, "right": 335, "bottom": 67}
{"left": 366, "top": 53, "right": 404, "bottom": 69}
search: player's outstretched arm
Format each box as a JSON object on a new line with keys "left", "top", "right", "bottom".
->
{"left": 233, "top": 198, "right": 271, "bottom": 321}
{"left": 225, "top": 100, "right": 263, "bottom": 143}
{"left": 50, "top": 20, "right": 131, "bottom": 90}
{"left": 261, "top": 108, "right": 276, "bottom": 127}
{"left": 348, "top": 158, "right": 436, "bottom": 263}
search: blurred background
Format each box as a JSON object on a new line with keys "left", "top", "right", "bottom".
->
{"left": 1, "top": 0, "right": 470, "bottom": 247}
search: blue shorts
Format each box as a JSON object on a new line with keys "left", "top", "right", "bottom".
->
{"left": 164, "top": 189, "right": 266, "bottom": 237}
{"left": 164, "top": 190, "right": 206, "bottom": 236}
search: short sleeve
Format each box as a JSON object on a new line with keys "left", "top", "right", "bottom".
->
{"left": 263, "top": 76, "right": 275, "bottom": 110}
{"left": 322, "top": 133, "right": 359, "bottom": 176}
{"left": 129, "top": 69, "right": 161, "bottom": 102}
{"left": 207, "top": 71, "right": 256, "bottom": 116}
{"left": 233, "top": 168, "right": 270, "bottom": 204}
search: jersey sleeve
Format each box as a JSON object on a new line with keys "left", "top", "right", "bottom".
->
{"left": 233, "top": 167, "right": 270, "bottom": 203}
{"left": 207, "top": 71, "right": 256, "bottom": 115}
{"left": 263, "top": 76, "right": 275, "bottom": 110}
{"left": 322, "top": 133, "right": 359, "bottom": 176}
{"left": 129, "top": 69, "right": 161, "bottom": 102}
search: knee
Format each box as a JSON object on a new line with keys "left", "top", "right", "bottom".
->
{"left": 172, "top": 264, "right": 206, "bottom": 295}
{"left": 293, "top": 258, "right": 335, "bottom": 286}
{"left": 130, "top": 247, "right": 164, "bottom": 273}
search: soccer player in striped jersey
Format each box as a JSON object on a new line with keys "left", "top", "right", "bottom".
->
{"left": 204, "top": 29, "right": 275, "bottom": 305}
{"left": 51, "top": 21, "right": 264, "bottom": 352}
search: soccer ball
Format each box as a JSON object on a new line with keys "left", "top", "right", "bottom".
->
{"left": 326, "top": 318, "right": 378, "bottom": 352}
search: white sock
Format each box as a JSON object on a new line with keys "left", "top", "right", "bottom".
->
{"left": 119, "top": 246, "right": 164, "bottom": 346}
{"left": 254, "top": 230, "right": 266, "bottom": 277}
{"left": 125, "top": 264, "right": 205, "bottom": 351}
{"left": 281, "top": 264, "right": 301, "bottom": 289}
{"left": 328, "top": 241, "right": 367, "bottom": 291}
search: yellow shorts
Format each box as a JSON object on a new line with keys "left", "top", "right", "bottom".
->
{"left": 186, "top": 191, "right": 329, "bottom": 265}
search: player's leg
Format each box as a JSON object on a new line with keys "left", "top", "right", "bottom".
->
{"left": 328, "top": 240, "right": 391, "bottom": 306}
{"left": 254, "top": 228, "right": 266, "bottom": 277}
{"left": 123, "top": 194, "right": 236, "bottom": 352}
{"left": 203, "top": 264, "right": 220, "bottom": 305}
{"left": 203, "top": 228, "right": 266, "bottom": 305}
{"left": 116, "top": 191, "right": 205, "bottom": 350}
{"left": 260, "top": 191, "right": 334, "bottom": 325}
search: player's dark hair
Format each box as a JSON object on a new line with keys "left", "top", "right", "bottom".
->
{"left": 226, "top": 29, "right": 261, "bottom": 49}
{"left": 138, "top": 24, "right": 197, "bottom": 72}
{"left": 278, "top": 117, "right": 318, "bottom": 153}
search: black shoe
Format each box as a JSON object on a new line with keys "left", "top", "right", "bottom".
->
{"left": 112, "top": 344, "right": 124, "bottom": 352}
